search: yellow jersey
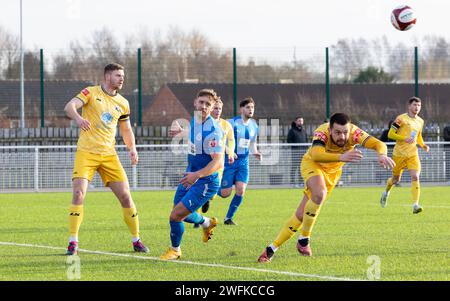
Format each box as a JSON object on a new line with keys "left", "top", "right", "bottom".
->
{"left": 391, "top": 113, "right": 424, "bottom": 157}
{"left": 303, "top": 123, "right": 371, "bottom": 173}
{"left": 218, "top": 118, "right": 235, "bottom": 157}
{"left": 75, "top": 85, "right": 130, "bottom": 156}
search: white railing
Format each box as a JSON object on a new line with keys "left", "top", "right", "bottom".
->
{"left": 0, "top": 142, "right": 449, "bottom": 191}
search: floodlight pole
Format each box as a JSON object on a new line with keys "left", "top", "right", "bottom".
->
{"left": 20, "top": 0, "right": 25, "bottom": 129}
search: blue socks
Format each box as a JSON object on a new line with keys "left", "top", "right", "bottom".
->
{"left": 169, "top": 221, "right": 184, "bottom": 248}
{"left": 184, "top": 212, "right": 205, "bottom": 224}
{"left": 226, "top": 194, "right": 243, "bottom": 220}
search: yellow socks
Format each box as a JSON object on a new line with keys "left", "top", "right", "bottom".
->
{"left": 411, "top": 180, "right": 420, "bottom": 205}
{"left": 122, "top": 207, "right": 140, "bottom": 239}
{"left": 385, "top": 177, "right": 394, "bottom": 193}
{"left": 300, "top": 200, "right": 322, "bottom": 238}
{"left": 69, "top": 205, "right": 84, "bottom": 240}
{"left": 273, "top": 214, "right": 302, "bottom": 248}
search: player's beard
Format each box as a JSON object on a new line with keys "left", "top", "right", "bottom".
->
{"left": 113, "top": 82, "right": 123, "bottom": 91}
{"left": 331, "top": 136, "right": 347, "bottom": 147}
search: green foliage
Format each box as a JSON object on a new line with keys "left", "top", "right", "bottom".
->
{"left": 353, "top": 66, "right": 394, "bottom": 83}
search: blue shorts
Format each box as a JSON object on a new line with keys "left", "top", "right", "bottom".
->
{"left": 173, "top": 177, "right": 220, "bottom": 212}
{"left": 221, "top": 160, "right": 249, "bottom": 189}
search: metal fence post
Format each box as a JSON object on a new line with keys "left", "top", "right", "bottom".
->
{"left": 34, "top": 147, "right": 39, "bottom": 192}
{"left": 233, "top": 47, "right": 237, "bottom": 117}
{"left": 325, "top": 47, "right": 330, "bottom": 120}
{"left": 137, "top": 48, "right": 142, "bottom": 126}
{"left": 414, "top": 46, "right": 419, "bottom": 97}
{"left": 40, "top": 49, "right": 45, "bottom": 128}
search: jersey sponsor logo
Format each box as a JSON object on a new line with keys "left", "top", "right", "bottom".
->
{"left": 353, "top": 129, "right": 363, "bottom": 143}
{"left": 81, "top": 88, "right": 89, "bottom": 96}
{"left": 101, "top": 112, "right": 113, "bottom": 124}
{"left": 313, "top": 131, "right": 328, "bottom": 143}
{"left": 196, "top": 133, "right": 202, "bottom": 141}
{"left": 238, "top": 138, "right": 250, "bottom": 148}
{"left": 114, "top": 106, "right": 122, "bottom": 113}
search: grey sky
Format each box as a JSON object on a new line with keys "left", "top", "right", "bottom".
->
{"left": 1, "top": 0, "right": 448, "bottom": 61}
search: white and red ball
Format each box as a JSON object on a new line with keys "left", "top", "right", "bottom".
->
{"left": 391, "top": 5, "right": 416, "bottom": 31}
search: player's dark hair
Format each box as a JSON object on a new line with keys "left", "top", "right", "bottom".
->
{"left": 329, "top": 113, "right": 351, "bottom": 127}
{"left": 240, "top": 97, "right": 255, "bottom": 107}
{"left": 409, "top": 96, "right": 421, "bottom": 104}
{"left": 196, "top": 89, "right": 218, "bottom": 102}
{"left": 104, "top": 63, "right": 124, "bottom": 74}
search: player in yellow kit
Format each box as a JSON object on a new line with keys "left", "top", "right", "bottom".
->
{"left": 380, "top": 97, "right": 430, "bottom": 214}
{"left": 201, "top": 96, "right": 236, "bottom": 213}
{"left": 63, "top": 63, "right": 149, "bottom": 255}
{"left": 257, "top": 113, "right": 395, "bottom": 262}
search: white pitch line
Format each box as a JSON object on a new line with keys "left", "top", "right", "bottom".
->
{"left": 0, "top": 241, "right": 364, "bottom": 281}
{"left": 327, "top": 202, "right": 450, "bottom": 209}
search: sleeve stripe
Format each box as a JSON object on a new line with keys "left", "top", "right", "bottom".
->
{"left": 75, "top": 96, "right": 87, "bottom": 104}
{"left": 312, "top": 140, "right": 326, "bottom": 147}
{"left": 361, "top": 136, "right": 372, "bottom": 147}
{"left": 391, "top": 123, "right": 400, "bottom": 130}
{"left": 118, "top": 114, "right": 130, "bottom": 121}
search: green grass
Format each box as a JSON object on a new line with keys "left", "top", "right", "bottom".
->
{"left": 0, "top": 186, "right": 449, "bottom": 281}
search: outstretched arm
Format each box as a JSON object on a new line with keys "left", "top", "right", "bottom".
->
{"left": 362, "top": 136, "right": 395, "bottom": 169}
{"left": 310, "top": 144, "right": 363, "bottom": 163}
{"left": 387, "top": 127, "right": 408, "bottom": 142}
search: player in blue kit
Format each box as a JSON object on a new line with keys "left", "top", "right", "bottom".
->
{"left": 218, "top": 97, "right": 262, "bottom": 225}
{"left": 160, "top": 89, "right": 224, "bottom": 260}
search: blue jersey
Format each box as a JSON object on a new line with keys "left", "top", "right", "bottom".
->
{"left": 186, "top": 115, "right": 224, "bottom": 179}
{"left": 227, "top": 116, "right": 259, "bottom": 164}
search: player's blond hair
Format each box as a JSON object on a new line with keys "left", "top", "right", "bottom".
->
{"left": 214, "top": 96, "right": 223, "bottom": 106}
{"left": 197, "top": 89, "right": 218, "bottom": 103}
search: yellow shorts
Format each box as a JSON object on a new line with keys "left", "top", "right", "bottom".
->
{"left": 392, "top": 155, "right": 421, "bottom": 176}
{"left": 72, "top": 150, "right": 128, "bottom": 186}
{"left": 301, "top": 159, "right": 342, "bottom": 199}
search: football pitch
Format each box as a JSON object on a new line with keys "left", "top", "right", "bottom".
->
{"left": 0, "top": 186, "right": 448, "bottom": 281}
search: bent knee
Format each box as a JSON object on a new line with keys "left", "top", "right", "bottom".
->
{"left": 73, "top": 190, "right": 85, "bottom": 203}
{"left": 220, "top": 189, "right": 232, "bottom": 198}
{"left": 311, "top": 190, "right": 327, "bottom": 204}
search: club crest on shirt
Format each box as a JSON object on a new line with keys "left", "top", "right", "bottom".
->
{"left": 314, "top": 131, "right": 328, "bottom": 143}
{"left": 353, "top": 129, "right": 363, "bottom": 143}
{"left": 209, "top": 139, "right": 217, "bottom": 148}
{"left": 101, "top": 112, "right": 113, "bottom": 124}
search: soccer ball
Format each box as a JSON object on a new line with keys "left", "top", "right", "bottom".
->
{"left": 391, "top": 5, "right": 416, "bottom": 31}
